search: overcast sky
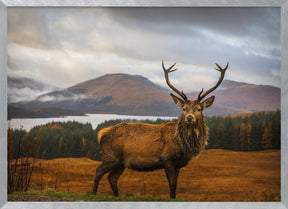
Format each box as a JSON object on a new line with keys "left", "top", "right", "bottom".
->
{"left": 8, "top": 7, "right": 280, "bottom": 98}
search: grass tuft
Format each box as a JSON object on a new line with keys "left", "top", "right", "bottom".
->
{"left": 263, "top": 191, "right": 281, "bottom": 202}
{"left": 12, "top": 190, "right": 185, "bottom": 202}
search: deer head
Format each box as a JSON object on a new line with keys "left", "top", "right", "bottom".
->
{"left": 162, "top": 60, "right": 228, "bottom": 125}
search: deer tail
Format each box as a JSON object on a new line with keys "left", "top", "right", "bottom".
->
{"left": 97, "top": 126, "right": 113, "bottom": 143}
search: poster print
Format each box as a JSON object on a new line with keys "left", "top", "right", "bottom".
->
{"left": 7, "top": 7, "right": 280, "bottom": 202}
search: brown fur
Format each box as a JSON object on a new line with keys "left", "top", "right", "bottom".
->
{"left": 93, "top": 98, "right": 211, "bottom": 199}
{"left": 97, "top": 126, "right": 113, "bottom": 143}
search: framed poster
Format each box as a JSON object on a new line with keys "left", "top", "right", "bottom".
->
{"left": 1, "top": 0, "right": 287, "bottom": 209}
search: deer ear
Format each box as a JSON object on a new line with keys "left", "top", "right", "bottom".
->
{"left": 201, "top": 96, "right": 215, "bottom": 109}
{"left": 170, "top": 93, "right": 184, "bottom": 108}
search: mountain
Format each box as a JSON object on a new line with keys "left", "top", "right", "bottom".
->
{"left": 212, "top": 80, "right": 280, "bottom": 113}
{"left": 8, "top": 74, "right": 280, "bottom": 118}
{"left": 8, "top": 76, "right": 60, "bottom": 103}
{"left": 187, "top": 80, "right": 280, "bottom": 116}
{"left": 8, "top": 77, "right": 58, "bottom": 90}
{"left": 67, "top": 73, "right": 170, "bottom": 106}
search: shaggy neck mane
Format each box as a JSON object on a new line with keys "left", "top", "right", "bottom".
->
{"left": 177, "top": 114, "right": 208, "bottom": 156}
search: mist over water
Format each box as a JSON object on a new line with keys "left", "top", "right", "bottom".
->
{"left": 8, "top": 114, "right": 176, "bottom": 131}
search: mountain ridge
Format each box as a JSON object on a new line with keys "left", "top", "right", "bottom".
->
{"left": 8, "top": 73, "right": 280, "bottom": 118}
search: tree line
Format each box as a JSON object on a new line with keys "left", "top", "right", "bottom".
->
{"left": 205, "top": 110, "right": 280, "bottom": 151}
{"left": 8, "top": 111, "right": 280, "bottom": 161}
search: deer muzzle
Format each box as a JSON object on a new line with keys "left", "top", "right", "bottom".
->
{"left": 186, "top": 114, "right": 196, "bottom": 124}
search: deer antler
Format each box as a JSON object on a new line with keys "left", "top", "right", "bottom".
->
{"left": 197, "top": 62, "right": 229, "bottom": 101}
{"left": 162, "top": 60, "right": 188, "bottom": 101}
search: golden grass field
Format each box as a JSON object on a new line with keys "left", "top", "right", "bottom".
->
{"left": 28, "top": 149, "right": 280, "bottom": 201}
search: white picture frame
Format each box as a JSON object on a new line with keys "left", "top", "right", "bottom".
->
{"left": 1, "top": 0, "right": 287, "bottom": 209}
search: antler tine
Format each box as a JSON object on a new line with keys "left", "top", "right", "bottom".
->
{"left": 197, "top": 88, "right": 204, "bottom": 100}
{"left": 162, "top": 60, "right": 188, "bottom": 101}
{"left": 198, "top": 62, "right": 229, "bottom": 101}
{"left": 215, "top": 62, "right": 229, "bottom": 71}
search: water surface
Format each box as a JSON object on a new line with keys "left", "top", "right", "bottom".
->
{"left": 8, "top": 114, "right": 176, "bottom": 131}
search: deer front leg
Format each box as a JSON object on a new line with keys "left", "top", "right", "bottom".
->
{"left": 164, "top": 163, "right": 180, "bottom": 199}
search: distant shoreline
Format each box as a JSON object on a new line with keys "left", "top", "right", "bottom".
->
{"left": 8, "top": 113, "right": 176, "bottom": 131}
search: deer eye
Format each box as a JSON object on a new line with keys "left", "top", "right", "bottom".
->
{"left": 183, "top": 107, "right": 186, "bottom": 111}
{"left": 198, "top": 108, "right": 201, "bottom": 111}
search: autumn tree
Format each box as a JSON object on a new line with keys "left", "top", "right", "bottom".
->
{"left": 239, "top": 123, "right": 246, "bottom": 151}
{"left": 246, "top": 124, "right": 252, "bottom": 151}
{"left": 261, "top": 122, "right": 273, "bottom": 149}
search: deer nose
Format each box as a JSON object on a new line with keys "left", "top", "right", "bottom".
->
{"left": 187, "top": 115, "right": 195, "bottom": 123}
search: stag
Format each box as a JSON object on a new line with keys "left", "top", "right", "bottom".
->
{"left": 92, "top": 61, "right": 229, "bottom": 199}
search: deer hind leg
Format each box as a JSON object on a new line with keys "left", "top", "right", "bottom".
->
{"left": 93, "top": 161, "right": 119, "bottom": 195}
{"left": 164, "top": 163, "right": 180, "bottom": 199}
{"left": 108, "top": 166, "right": 125, "bottom": 196}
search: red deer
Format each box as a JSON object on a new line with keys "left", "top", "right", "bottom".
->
{"left": 92, "top": 61, "right": 229, "bottom": 199}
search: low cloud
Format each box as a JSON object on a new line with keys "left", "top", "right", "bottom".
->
{"left": 8, "top": 87, "right": 51, "bottom": 103}
{"left": 37, "top": 94, "right": 87, "bottom": 102}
